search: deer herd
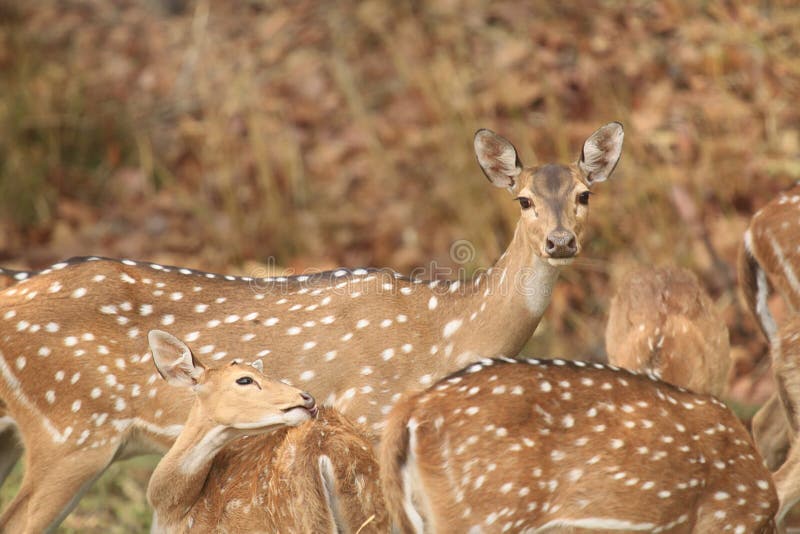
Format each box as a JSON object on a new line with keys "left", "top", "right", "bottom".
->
{"left": 0, "top": 122, "right": 792, "bottom": 532}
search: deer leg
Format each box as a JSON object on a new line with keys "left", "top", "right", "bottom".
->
{"left": 775, "top": 443, "right": 800, "bottom": 525}
{"left": 752, "top": 392, "right": 792, "bottom": 471}
{"left": 0, "top": 441, "right": 117, "bottom": 533}
{"left": 0, "top": 418, "right": 22, "bottom": 487}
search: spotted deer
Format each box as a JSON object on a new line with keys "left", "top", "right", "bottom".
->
{"left": 739, "top": 185, "right": 800, "bottom": 475}
{"left": 0, "top": 122, "right": 623, "bottom": 531}
{"left": 605, "top": 266, "right": 731, "bottom": 397}
{"left": 380, "top": 358, "right": 778, "bottom": 533}
{"left": 145, "top": 331, "right": 387, "bottom": 533}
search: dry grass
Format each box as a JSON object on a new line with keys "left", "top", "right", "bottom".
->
{"left": 1, "top": 0, "right": 799, "bottom": 529}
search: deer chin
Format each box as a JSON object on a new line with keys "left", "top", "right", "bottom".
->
{"left": 227, "top": 410, "right": 305, "bottom": 432}
{"left": 546, "top": 257, "right": 575, "bottom": 267}
{"left": 281, "top": 406, "right": 315, "bottom": 427}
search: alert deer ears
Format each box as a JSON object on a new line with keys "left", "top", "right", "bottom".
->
{"left": 578, "top": 122, "right": 624, "bottom": 186}
{"left": 148, "top": 330, "right": 206, "bottom": 387}
{"left": 474, "top": 129, "right": 523, "bottom": 192}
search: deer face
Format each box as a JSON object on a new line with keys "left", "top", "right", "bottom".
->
{"left": 474, "top": 122, "right": 623, "bottom": 265}
{"left": 197, "top": 362, "right": 316, "bottom": 431}
{"left": 148, "top": 330, "right": 317, "bottom": 434}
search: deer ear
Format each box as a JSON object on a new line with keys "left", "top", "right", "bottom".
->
{"left": 148, "top": 330, "right": 206, "bottom": 387}
{"left": 474, "top": 129, "right": 523, "bottom": 192}
{"left": 578, "top": 122, "right": 624, "bottom": 186}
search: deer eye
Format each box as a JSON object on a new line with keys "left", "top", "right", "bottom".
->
{"left": 236, "top": 376, "right": 254, "bottom": 386}
{"left": 516, "top": 197, "right": 533, "bottom": 210}
{"left": 577, "top": 191, "right": 591, "bottom": 205}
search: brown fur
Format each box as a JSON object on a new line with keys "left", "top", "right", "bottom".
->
{"left": 738, "top": 240, "right": 770, "bottom": 342}
{"left": 737, "top": 185, "right": 800, "bottom": 480}
{"left": 764, "top": 316, "right": 800, "bottom": 522}
{"left": 145, "top": 335, "right": 387, "bottom": 534}
{"left": 378, "top": 393, "right": 417, "bottom": 534}
{"left": 0, "top": 123, "right": 624, "bottom": 530}
{"left": 381, "top": 358, "right": 777, "bottom": 533}
{"left": 605, "top": 266, "right": 730, "bottom": 396}
{"left": 752, "top": 392, "right": 791, "bottom": 472}
{"left": 0, "top": 268, "right": 27, "bottom": 291}
{"left": 152, "top": 407, "right": 388, "bottom": 534}
{"left": 738, "top": 184, "right": 800, "bottom": 342}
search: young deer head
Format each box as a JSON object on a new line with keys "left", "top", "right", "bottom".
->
{"left": 606, "top": 266, "right": 731, "bottom": 397}
{"left": 147, "top": 330, "right": 387, "bottom": 533}
{"left": 149, "top": 330, "right": 317, "bottom": 433}
{"left": 0, "top": 122, "right": 622, "bottom": 530}
{"left": 475, "top": 122, "right": 622, "bottom": 263}
{"left": 380, "top": 358, "right": 777, "bottom": 533}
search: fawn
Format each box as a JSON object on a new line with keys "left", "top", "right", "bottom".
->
{"left": 147, "top": 330, "right": 388, "bottom": 533}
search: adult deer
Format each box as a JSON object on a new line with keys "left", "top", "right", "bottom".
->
{"left": 739, "top": 185, "right": 800, "bottom": 473}
{"left": 146, "top": 330, "right": 387, "bottom": 533}
{"left": 0, "top": 122, "right": 623, "bottom": 531}
{"left": 380, "top": 358, "right": 778, "bottom": 533}
{"left": 605, "top": 265, "right": 731, "bottom": 396}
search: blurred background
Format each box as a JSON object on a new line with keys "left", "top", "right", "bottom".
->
{"left": 1, "top": 0, "right": 799, "bottom": 530}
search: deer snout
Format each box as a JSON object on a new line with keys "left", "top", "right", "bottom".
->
{"left": 300, "top": 391, "right": 318, "bottom": 417}
{"left": 545, "top": 229, "right": 577, "bottom": 258}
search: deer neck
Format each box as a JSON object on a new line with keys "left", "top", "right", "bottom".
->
{"left": 441, "top": 223, "right": 562, "bottom": 370}
{"left": 148, "top": 406, "right": 235, "bottom": 525}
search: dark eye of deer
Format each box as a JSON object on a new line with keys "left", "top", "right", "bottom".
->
{"left": 236, "top": 376, "right": 254, "bottom": 386}
{"left": 577, "top": 191, "right": 591, "bottom": 205}
{"left": 516, "top": 197, "right": 533, "bottom": 210}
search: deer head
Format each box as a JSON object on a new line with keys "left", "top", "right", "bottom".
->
{"left": 474, "top": 122, "right": 623, "bottom": 264}
{"left": 148, "top": 330, "right": 317, "bottom": 433}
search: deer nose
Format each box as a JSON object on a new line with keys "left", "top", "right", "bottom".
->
{"left": 545, "top": 230, "right": 577, "bottom": 258}
{"left": 300, "top": 391, "right": 315, "bottom": 409}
